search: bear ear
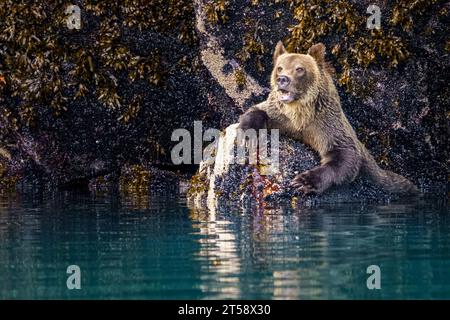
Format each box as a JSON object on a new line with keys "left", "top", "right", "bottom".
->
{"left": 273, "top": 41, "right": 287, "bottom": 64}
{"left": 308, "top": 43, "right": 326, "bottom": 64}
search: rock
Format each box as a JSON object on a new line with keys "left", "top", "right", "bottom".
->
{"left": 0, "top": 1, "right": 240, "bottom": 190}
{"left": 0, "top": 1, "right": 447, "bottom": 195}
{"left": 88, "top": 164, "right": 180, "bottom": 194}
{"left": 188, "top": 123, "right": 396, "bottom": 210}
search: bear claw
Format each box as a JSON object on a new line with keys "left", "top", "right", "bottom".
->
{"left": 290, "top": 170, "right": 322, "bottom": 194}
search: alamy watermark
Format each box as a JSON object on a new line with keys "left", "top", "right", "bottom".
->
{"left": 367, "top": 5, "right": 381, "bottom": 30}
{"left": 171, "top": 121, "right": 280, "bottom": 174}
{"left": 366, "top": 265, "right": 381, "bottom": 290}
{"left": 66, "top": 265, "right": 81, "bottom": 290}
{"left": 66, "top": 5, "right": 81, "bottom": 30}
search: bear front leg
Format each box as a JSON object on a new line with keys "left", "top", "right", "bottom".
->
{"left": 238, "top": 108, "right": 269, "bottom": 130}
{"left": 290, "top": 147, "right": 360, "bottom": 194}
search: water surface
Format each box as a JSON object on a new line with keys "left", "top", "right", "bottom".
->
{"left": 0, "top": 191, "right": 449, "bottom": 299}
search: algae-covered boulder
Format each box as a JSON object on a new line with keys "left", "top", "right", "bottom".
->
{"left": 188, "top": 123, "right": 396, "bottom": 209}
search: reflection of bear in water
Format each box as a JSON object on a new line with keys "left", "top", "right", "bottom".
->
{"left": 239, "top": 41, "right": 418, "bottom": 195}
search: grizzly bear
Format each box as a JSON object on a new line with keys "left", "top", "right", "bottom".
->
{"left": 238, "top": 41, "right": 418, "bottom": 195}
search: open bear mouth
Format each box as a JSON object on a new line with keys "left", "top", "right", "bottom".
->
{"left": 278, "top": 89, "right": 296, "bottom": 103}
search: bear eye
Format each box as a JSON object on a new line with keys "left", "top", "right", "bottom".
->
{"left": 296, "top": 67, "right": 305, "bottom": 73}
{"left": 277, "top": 66, "right": 283, "bottom": 73}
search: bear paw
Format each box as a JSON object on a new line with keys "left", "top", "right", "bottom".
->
{"left": 238, "top": 109, "right": 269, "bottom": 130}
{"left": 290, "top": 167, "right": 326, "bottom": 194}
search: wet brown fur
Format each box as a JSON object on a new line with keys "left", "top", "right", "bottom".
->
{"left": 239, "top": 41, "right": 418, "bottom": 195}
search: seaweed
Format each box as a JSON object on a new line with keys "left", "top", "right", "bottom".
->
{"left": 0, "top": 0, "right": 197, "bottom": 126}
{"left": 234, "top": 68, "right": 247, "bottom": 89}
{"left": 0, "top": 161, "right": 18, "bottom": 192}
{"left": 118, "top": 95, "right": 143, "bottom": 124}
{"left": 205, "top": 0, "right": 229, "bottom": 24}
{"left": 390, "top": 0, "right": 439, "bottom": 32}
{"left": 119, "top": 164, "right": 150, "bottom": 193}
{"left": 187, "top": 173, "right": 208, "bottom": 196}
{"left": 237, "top": 18, "right": 267, "bottom": 73}
{"left": 285, "top": 0, "right": 413, "bottom": 94}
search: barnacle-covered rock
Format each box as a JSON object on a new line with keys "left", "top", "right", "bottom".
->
{"left": 88, "top": 164, "right": 180, "bottom": 195}
{"left": 0, "top": 0, "right": 239, "bottom": 190}
{"left": 0, "top": 0, "right": 447, "bottom": 196}
{"left": 188, "top": 124, "right": 395, "bottom": 210}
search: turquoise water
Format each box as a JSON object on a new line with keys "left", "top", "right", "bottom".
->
{"left": 0, "top": 191, "right": 449, "bottom": 299}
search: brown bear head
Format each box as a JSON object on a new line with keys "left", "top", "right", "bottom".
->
{"left": 271, "top": 41, "right": 329, "bottom": 104}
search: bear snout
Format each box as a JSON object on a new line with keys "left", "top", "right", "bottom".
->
{"left": 276, "top": 75, "right": 290, "bottom": 88}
